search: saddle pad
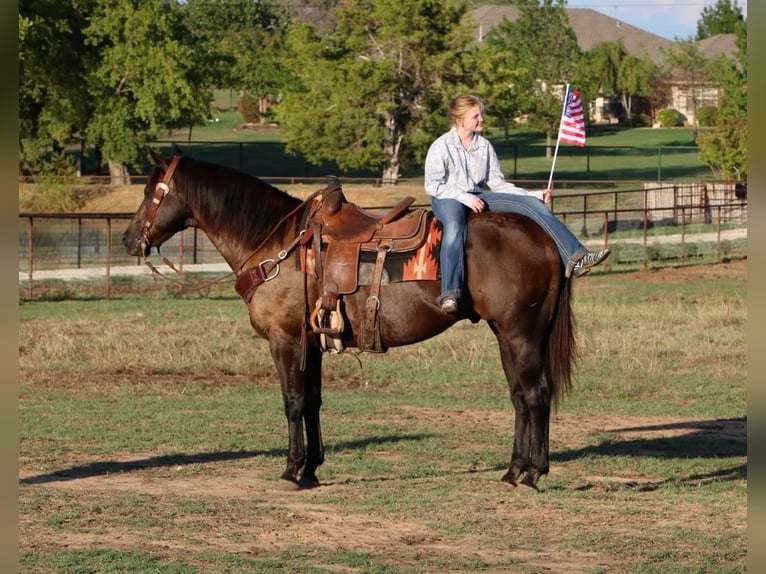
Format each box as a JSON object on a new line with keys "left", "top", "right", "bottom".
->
{"left": 301, "top": 216, "right": 443, "bottom": 284}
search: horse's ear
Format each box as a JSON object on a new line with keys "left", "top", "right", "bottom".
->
{"left": 148, "top": 147, "right": 167, "bottom": 168}
{"left": 172, "top": 143, "right": 183, "bottom": 157}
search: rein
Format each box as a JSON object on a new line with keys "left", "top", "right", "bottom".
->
{"left": 140, "top": 152, "right": 238, "bottom": 293}
{"left": 232, "top": 188, "right": 324, "bottom": 302}
{"left": 140, "top": 154, "right": 326, "bottom": 296}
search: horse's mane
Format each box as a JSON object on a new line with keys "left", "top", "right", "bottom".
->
{"left": 172, "top": 156, "right": 304, "bottom": 247}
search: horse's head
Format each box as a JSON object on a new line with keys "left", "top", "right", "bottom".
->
{"left": 123, "top": 148, "right": 192, "bottom": 257}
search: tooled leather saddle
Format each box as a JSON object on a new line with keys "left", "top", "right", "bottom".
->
{"left": 307, "top": 177, "right": 433, "bottom": 353}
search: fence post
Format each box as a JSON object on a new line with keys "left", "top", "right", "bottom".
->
{"left": 656, "top": 147, "right": 662, "bottom": 181}
{"left": 643, "top": 206, "right": 648, "bottom": 270}
{"left": 27, "top": 217, "right": 34, "bottom": 300}
{"left": 106, "top": 217, "right": 112, "bottom": 299}
{"left": 512, "top": 144, "right": 518, "bottom": 180}
{"left": 77, "top": 217, "right": 83, "bottom": 269}
{"left": 178, "top": 230, "right": 185, "bottom": 292}
{"left": 680, "top": 207, "right": 686, "bottom": 264}
{"left": 193, "top": 228, "right": 199, "bottom": 264}
{"left": 716, "top": 205, "right": 722, "bottom": 262}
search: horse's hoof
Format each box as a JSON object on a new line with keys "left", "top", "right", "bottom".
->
{"left": 500, "top": 471, "right": 519, "bottom": 487}
{"left": 275, "top": 479, "right": 301, "bottom": 492}
{"left": 520, "top": 472, "right": 540, "bottom": 491}
{"left": 298, "top": 474, "right": 320, "bottom": 490}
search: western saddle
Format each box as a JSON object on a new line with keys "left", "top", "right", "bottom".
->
{"left": 307, "top": 177, "right": 431, "bottom": 353}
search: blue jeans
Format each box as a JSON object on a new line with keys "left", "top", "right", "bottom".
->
{"left": 431, "top": 193, "right": 587, "bottom": 301}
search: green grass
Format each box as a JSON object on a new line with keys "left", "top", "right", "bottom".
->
{"left": 18, "top": 263, "right": 746, "bottom": 573}
{"left": 142, "top": 114, "right": 714, "bottom": 182}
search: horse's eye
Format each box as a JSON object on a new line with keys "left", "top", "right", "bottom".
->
{"left": 144, "top": 185, "right": 153, "bottom": 197}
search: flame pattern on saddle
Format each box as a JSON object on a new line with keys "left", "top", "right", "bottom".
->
{"left": 301, "top": 216, "right": 441, "bottom": 284}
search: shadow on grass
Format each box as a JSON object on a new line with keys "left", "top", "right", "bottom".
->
{"left": 20, "top": 433, "right": 433, "bottom": 485}
{"left": 548, "top": 417, "right": 747, "bottom": 490}
{"left": 21, "top": 419, "right": 747, "bottom": 488}
{"left": 554, "top": 417, "right": 746, "bottom": 460}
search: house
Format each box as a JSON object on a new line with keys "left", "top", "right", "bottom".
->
{"left": 471, "top": 4, "right": 740, "bottom": 126}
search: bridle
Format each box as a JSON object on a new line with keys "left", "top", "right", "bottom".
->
{"left": 135, "top": 151, "right": 320, "bottom": 297}
{"left": 139, "top": 152, "right": 182, "bottom": 254}
{"left": 136, "top": 152, "right": 235, "bottom": 292}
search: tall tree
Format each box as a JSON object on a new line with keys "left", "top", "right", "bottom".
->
{"left": 19, "top": 0, "right": 97, "bottom": 173}
{"left": 583, "top": 41, "right": 626, "bottom": 97}
{"left": 661, "top": 39, "right": 709, "bottom": 141}
{"left": 697, "top": 20, "right": 747, "bottom": 179}
{"left": 470, "top": 42, "right": 529, "bottom": 141}
{"left": 279, "top": 0, "right": 474, "bottom": 184}
{"left": 617, "top": 54, "right": 657, "bottom": 120}
{"left": 481, "top": 0, "right": 580, "bottom": 157}
{"left": 84, "top": 0, "right": 213, "bottom": 184}
{"left": 183, "top": 0, "right": 294, "bottom": 124}
{"left": 696, "top": 0, "right": 745, "bottom": 40}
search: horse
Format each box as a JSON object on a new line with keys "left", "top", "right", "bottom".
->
{"left": 122, "top": 149, "right": 576, "bottom": 491}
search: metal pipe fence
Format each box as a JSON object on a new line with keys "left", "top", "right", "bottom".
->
{"left": 18, "top": 187, "right": 747, "bottom": 301}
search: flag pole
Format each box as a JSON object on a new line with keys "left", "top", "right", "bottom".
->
{"left": 547, "top": 83, "right": 571, "bottom": 191}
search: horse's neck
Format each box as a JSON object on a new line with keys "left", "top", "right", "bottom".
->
{"left": 184, "top": 174, "right": 302, "bottom": 273}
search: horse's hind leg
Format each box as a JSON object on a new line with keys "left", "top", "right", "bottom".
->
{"left": 495, "top": 330, "right": 551, "bottom": 489}
{"left": 270, "top": 340, "right": 325, "bottom": 488}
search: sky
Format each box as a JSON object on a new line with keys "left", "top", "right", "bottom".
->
{"left": 565, "top": 0, "right": 748, "bottom": 40}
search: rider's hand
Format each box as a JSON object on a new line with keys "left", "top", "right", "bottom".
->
{"left": 470, "top": 196, "right": 485, "bottom": 213}
{"left": 541, "top": 188, "right": 552, "bottom": 205}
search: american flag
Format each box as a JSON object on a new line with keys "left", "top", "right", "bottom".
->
{"left": 559, "top": 88, "right": 586, "bottom": 147}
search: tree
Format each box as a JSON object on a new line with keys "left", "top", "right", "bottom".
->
{"left": 84, "top": 0, "right": 213, "bottom": 184}
{"left": 697, "top": 20, "right": 747, "bottom": 179}
{"left": 183, "top": 0, "right": 294, "bottom": 125}
{"left": 661, "top": 39, "right": 709, "bottom": 141}
{"left": 481, "top": 0, "right": 580, "bottom": 157}
{"left": 581, "top": 41, "right": 626, "bottom": 97}
{"left": 617, "top": 54, "right": 657, "bottom": 119}
{"left": 279, "top": 0, "right": 475, "bottom": 184}
{"left": 19, "top": 0, "right": 215, "bottom": 185}
{"left": 575, "top": 41, "right": 657, "bottom": 124}
{"left": 19, "top": 0, "right": 97, "bottom": 174}
{"left": 469, "top": 43, "right": 529, "bottom": 141}
{"left": 697, "top": 0, "right": 745, "bottom": 40}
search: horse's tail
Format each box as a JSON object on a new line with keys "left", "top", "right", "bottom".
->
{"left": 546, "top": 276, "right": 576, "bottom": 410}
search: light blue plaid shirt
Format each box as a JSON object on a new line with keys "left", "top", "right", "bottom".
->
{"left": 424, "top": 127, "right": 541, "bottom": 207}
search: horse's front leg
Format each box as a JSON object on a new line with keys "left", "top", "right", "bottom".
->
{"left": 503, "top": 382, "right": 531, "bottom": 486}
{"left": 298, "top": 345, "right": 324, "bottom": 489}
{"left": 270, "top": 339, "right": 324, "bottom": 488}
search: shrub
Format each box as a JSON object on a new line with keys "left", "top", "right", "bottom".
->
{"left": 238, "top": 93, "right": 261, "bottom": 124}
{"left": 696, "top": 106, "right": 718, "bottom": 127}
{"left": 657, "top": 108, "right": 681, "bottom": 128}
{"left": 629, "top": 113, "right": 651, "bottom": 127}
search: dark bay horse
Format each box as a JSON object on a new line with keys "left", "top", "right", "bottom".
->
{"left": 122, "top": 150, "right": 576, "bottom": 490}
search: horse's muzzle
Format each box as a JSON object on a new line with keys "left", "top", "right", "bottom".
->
{"left": 123, "top": 232, "right": 150, "bottom": 258}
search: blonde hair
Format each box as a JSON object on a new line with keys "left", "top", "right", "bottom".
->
{"left": 448, "top": 94, "right": 484, "bottom": 125}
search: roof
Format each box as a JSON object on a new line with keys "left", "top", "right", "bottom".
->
{"left": 696, "top": 33, "right": 739, "bottom": 59}
{"left": 472, "top": 5, "right": 671, "bottom": 61}
{"left": 471, "top": 5, "right": 737, "bottom": 65}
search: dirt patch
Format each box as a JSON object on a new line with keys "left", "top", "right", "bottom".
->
{"left": 18, "top": 262, "right": 747, "bottom": 572}
{"left": 19, "top": 410, "right": 746, "bottom": 572}
{"left": 596, "top": 256, "right": 746, "bottom": 284}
